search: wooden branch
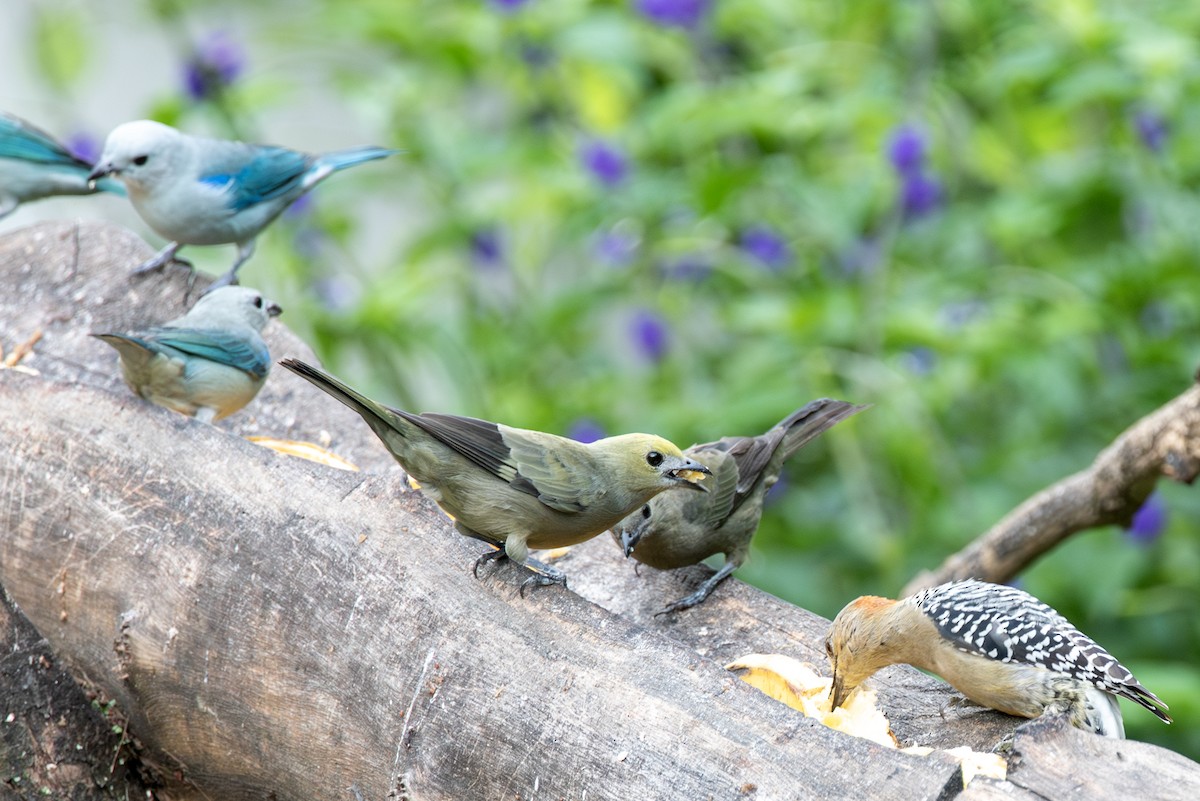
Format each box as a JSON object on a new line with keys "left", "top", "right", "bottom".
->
{"left": 2, "top": 221, "right": 1198, "bottom": 800}
{"left": 904, "top": 379, "right": 1200, "bottom": 596}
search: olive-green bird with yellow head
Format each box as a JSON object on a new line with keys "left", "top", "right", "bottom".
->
{"left": 280, "top": 359, "right": 712, "bottom": 591}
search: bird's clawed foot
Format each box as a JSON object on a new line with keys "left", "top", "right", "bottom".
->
{"left": 518, "top": 557, "right": 568, "bottom": 598}
{"left": 131, "top": 242, "right": 188, "bottom": 276}
{"left": 654, "top": 562, "right": 736, "bottom": 617}
{"left": 473, "top": 546, "right": 507, "bottom": 579}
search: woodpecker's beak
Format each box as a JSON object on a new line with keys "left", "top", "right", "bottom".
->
{"left": 828, "top": 673, "right": 850, "bottom": 711}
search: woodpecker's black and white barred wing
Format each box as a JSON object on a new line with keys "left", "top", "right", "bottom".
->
{"left": 910, "top": 579, "right": 1171, "bottom": 723}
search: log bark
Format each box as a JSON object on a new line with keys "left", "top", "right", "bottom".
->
{"left": 904, "top": 378, "right": 1200, "bottom": 596}
{"left": 1, "top": 221, "right": 1197, "bottom": 801}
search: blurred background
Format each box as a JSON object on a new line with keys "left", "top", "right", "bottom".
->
{"left": 2, "top": 0, "right": 1198, "bottom": 757}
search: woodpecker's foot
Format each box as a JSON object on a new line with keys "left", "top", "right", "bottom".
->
{"left": 518, "top": 557, "right": 568, "bottom": 598}
{"left": 472, "top": 546, "right": 507, "bottom": 579}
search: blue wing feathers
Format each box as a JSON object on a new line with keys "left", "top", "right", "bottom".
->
{"left": 0, "top": 113, "right": 88, "bottom": 168}
{"left": 152, "top": 327, "right": 271, "bottom": 378}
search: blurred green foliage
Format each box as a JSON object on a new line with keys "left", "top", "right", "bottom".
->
{"left": 22, "top": 0, "right": 1200, "bottom": 757}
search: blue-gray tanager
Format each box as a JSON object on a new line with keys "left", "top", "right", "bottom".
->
{"left": 0, "top": 112, "right": 124, "bottom": 219}
{"left": 93, "top": 286, "right": 282, "bottom": 423}
{"left": 88, "top": 120, "right": 396, "bottom": 288}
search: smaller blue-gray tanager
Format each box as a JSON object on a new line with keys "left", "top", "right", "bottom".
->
{"left": 93, "top": 286, "right": 282, "bottom": 423}
{"left": 0, "top": 112, "right": 124, "bottom": 219}
{"left": 88, "top": 120, "right": 396, "bottom": 288}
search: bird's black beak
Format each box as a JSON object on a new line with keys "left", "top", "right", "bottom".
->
{"left": 266, "top": 301, "right": 283, "bottom": 318}
{"left": 87, "top": 163, "right": 113, "bottom": 183}
{"left": 619, "top": 524, "right": 642, "bottom": 558}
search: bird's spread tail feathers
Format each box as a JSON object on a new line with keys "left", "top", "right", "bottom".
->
{"left": 778, "top": 399, "right": 869, "bottom": 461}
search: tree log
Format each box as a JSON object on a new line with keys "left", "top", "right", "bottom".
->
{"left": 1, "top": 221, "right": 1198, "bottom": 800}
{"left": 903, "top": 377, "right": 1200, "bottom": 596}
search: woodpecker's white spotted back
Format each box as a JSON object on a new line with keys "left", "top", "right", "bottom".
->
{"left": 910, "top": 579, "right": 1170, "bottom": 723}
{"left": 826, "top": 579, "right": 1171, "bottom": 739}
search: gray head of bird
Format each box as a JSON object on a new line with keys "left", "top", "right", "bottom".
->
{"left": 88, "top": 120, "right": 183, "bottom": 191}
{"left": 826, "top": 595, "right": 901, "bottom": 711}
{"left": 183, "top": 286, "right": 283, "bottom": 331}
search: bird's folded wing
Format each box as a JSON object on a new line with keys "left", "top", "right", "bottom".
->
{"left": 399, "top": 413, "right": 590, "bottom": 514}
{"left": 199, "top": 144, "right": 314, "bottom": 211}
{"left": 148, "top": 327, "right": 270, "bottom": 378}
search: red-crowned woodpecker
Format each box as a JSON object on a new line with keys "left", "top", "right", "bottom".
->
{"left": 826, "top": 579, "right": 1171, "bottom": 738}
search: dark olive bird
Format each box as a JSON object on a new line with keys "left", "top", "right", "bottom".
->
{"left": 280, "top": 359, "right": 712, "bottom": 592}
{"left": 613, "top": 399, "right": 867, "bottom": 614}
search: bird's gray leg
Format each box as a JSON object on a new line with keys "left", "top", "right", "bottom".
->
{"left": 207, "top": 239, "right": 256, "bottom": 291}
{"left": 656, "top": 560, "right": 738, "bottom": 616}
{"left": 132, "top": 241, "right": 188, "bottom": 274}
{"left": 518, "top": 556, "right": 568, "bottom": 597}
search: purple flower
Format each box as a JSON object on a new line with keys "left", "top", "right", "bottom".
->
{"left": 661, "top": 256, "right": 711, "bottom": 281}
{"left": 312, "top": 275, "right": 357, "bottom": 312}
{"left": 491, "top": 0, "right": 529, "bottom": 8}
{"left": 886, "top": 124, "right": 928, "bottom": 175}
{"left": 1132, "top": 108, "right": 1167, "bottom": 154}
{"left": 631, "top": 309, "right": 669, "bottom": 363}
{"left": 1126, "top": 492, "right": 1167, "bottom": 545}
{"left": 470, "top": 228, "right": 505, "bottom": 269}
{"left": 900, "top": 171, "right": 943, "bottom": 220}
{"left": 900, "top": 346, "right": 936, "bottom": 375}
{"left": 64, "top": 130, "right": 101, "bottom": 165}
{"left": 595, "top": 229, "right": 639, "bottom": 266}
{"left": 183, "top": 30, "right": 246, "bottom": 101}
{"left": 580, "top": 140, "right": 628, "bottom": 187}
{"left": 740, "top": 226, "right": 791, "bottom": 270}
{"left": 635, "top": 0, "right": 710, "bottom": 29}
{"left": 838, "top": 235, "right": 882, "bottom": 276}
{"left": 284, "top": 192, "right": 315, "bottom": 220}
{"left": 567, "top": 418, "right": 606, "bottom": 444}
{"left": 764, "top": 473, "right": 788, "bottom": 508}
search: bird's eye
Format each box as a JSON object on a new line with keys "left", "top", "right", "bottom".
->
{"left": 646, "top": 450, "right": 663, "bottom": 467}
{"left": 641, "top": 505, "right": 651, "bottom": 519}
{"left": 253, "top": 295, "right": 263, "bottom": 309}
{"left": 132, "top": 155, "right": 149, "bottom": 166}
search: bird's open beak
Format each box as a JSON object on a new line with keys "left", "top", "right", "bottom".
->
{"left": 668, "top": 457, "right": 711, "bottom": 492}
{"left": 266, "top": 301, "right": 283, "bottom": 318}
{"left": 87, "top": 162, "right": 113, "bottom": 183}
